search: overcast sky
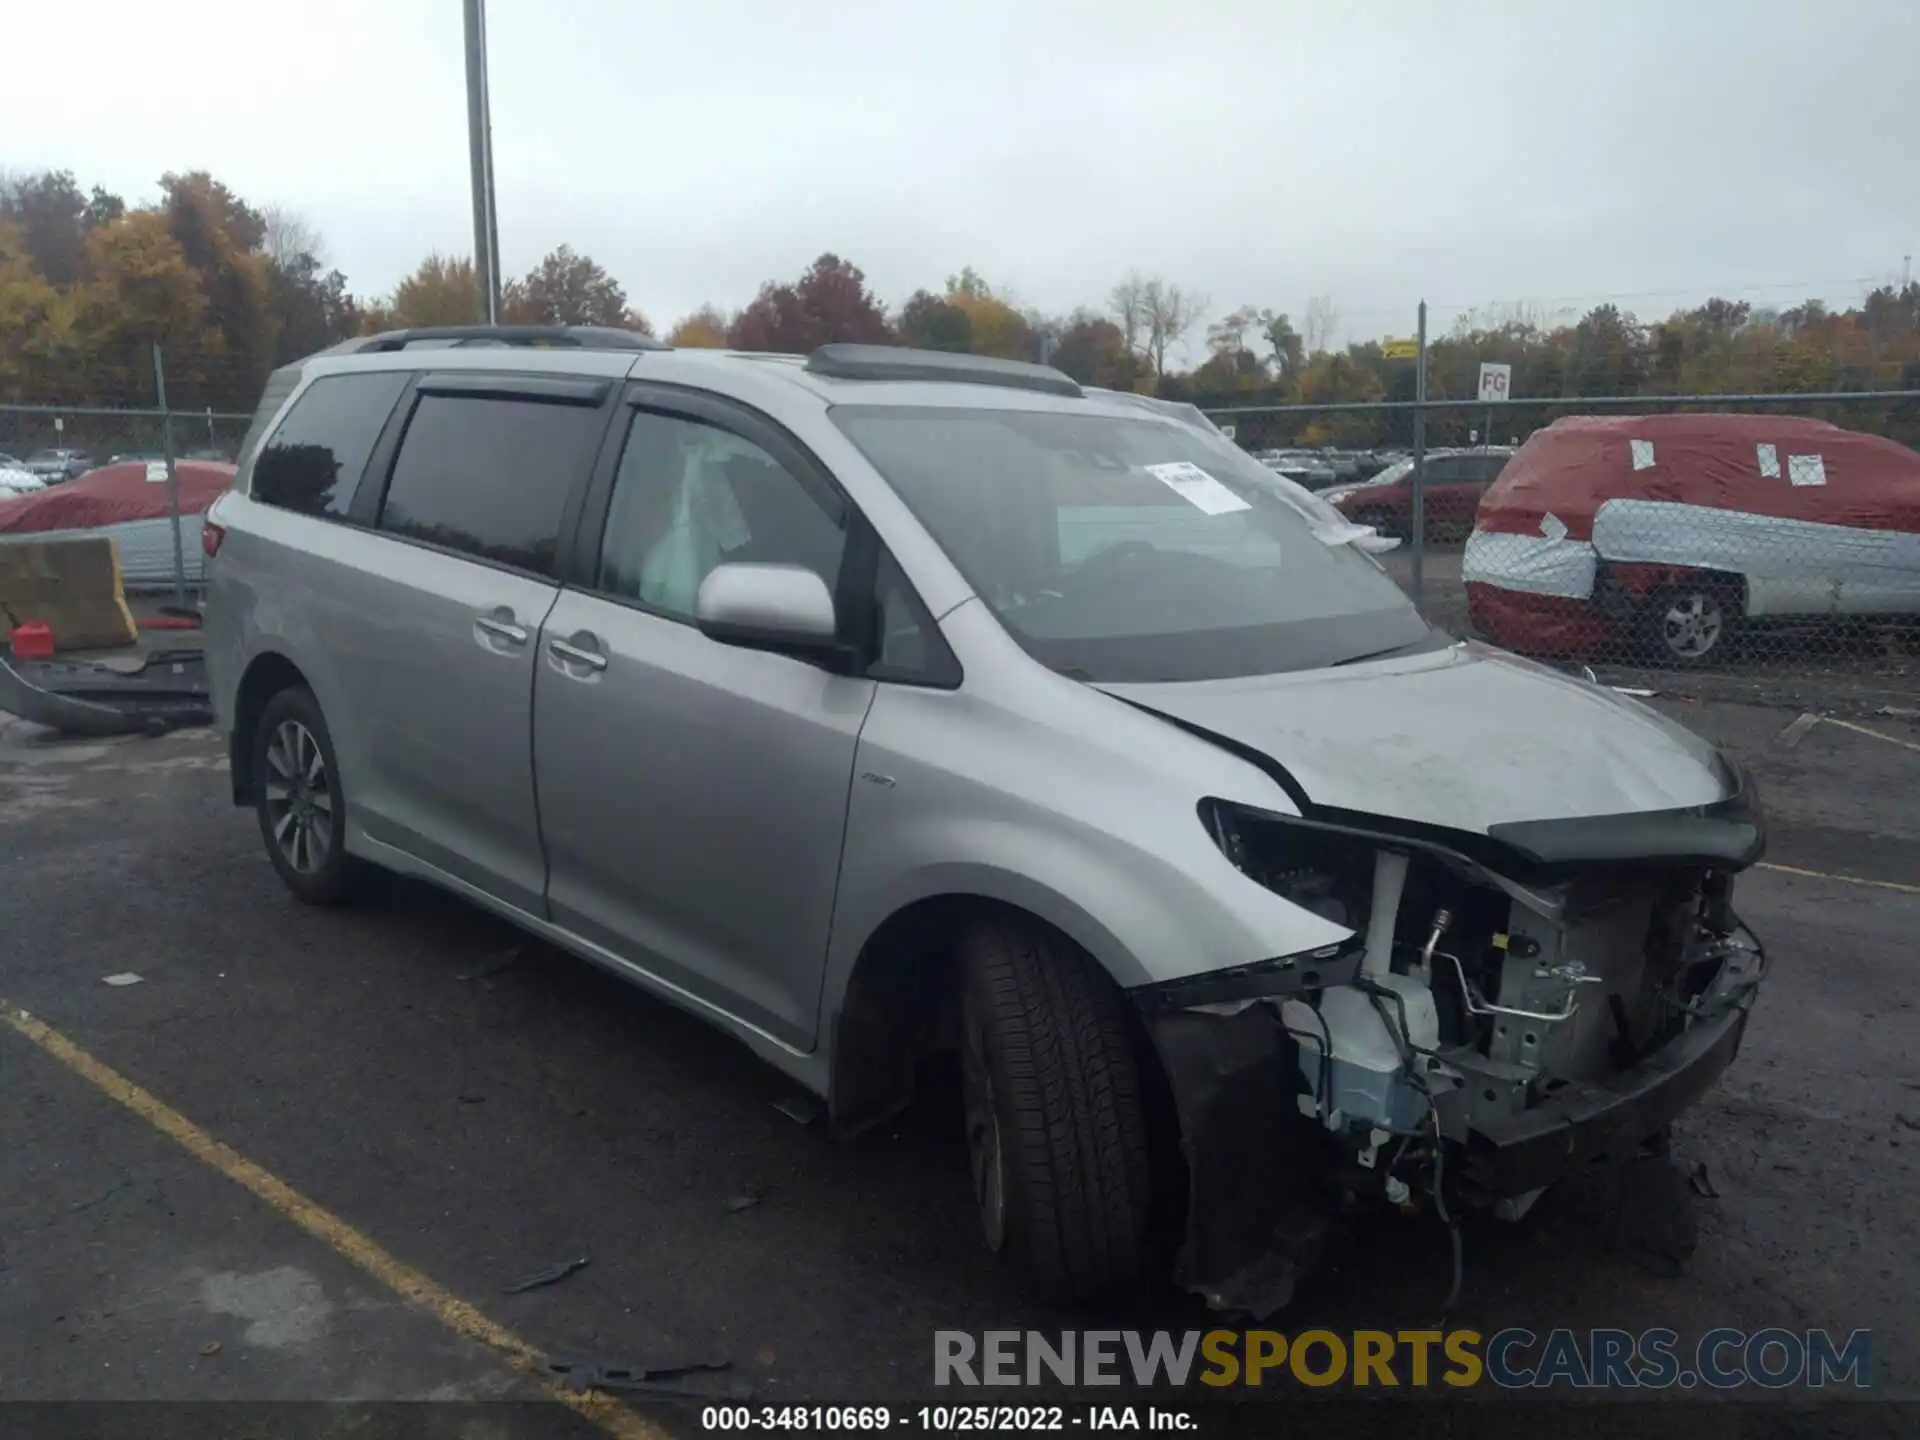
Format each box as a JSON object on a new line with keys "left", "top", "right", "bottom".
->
{"left": 4, "top": 0, "right": 1914, "bottom": 353}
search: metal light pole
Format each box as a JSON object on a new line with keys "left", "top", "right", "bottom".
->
{"left": 463, "top": 0, "right": 502, "bottom": 324}
{"left": 1410, "top": 300, "right": 1428, "bottom": 612}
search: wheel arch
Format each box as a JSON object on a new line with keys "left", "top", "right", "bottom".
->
{"left": 229, "top": 650, "right": 310, "bottom": 805}
{"left": 823, "top": 889, "right": 1174, "bottom": 1145}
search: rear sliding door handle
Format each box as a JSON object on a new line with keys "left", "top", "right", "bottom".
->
{"left": 549, "top": 637, "right": 608, "bottom": 671}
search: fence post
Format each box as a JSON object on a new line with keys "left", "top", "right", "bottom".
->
{"left": 1410, "top": 300, "right": 1428, "bottom": 612}
{"left": 151, "top": 343, "right": 188, "bottom": 607}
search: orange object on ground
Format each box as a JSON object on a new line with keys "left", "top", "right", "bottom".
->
{"left": 10, "top": 620, "right": 55, "bottom": 659}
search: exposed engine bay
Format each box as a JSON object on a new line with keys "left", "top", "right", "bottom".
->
{"left": 1139, "top": 799, "right": 1767, "bottom": 1316}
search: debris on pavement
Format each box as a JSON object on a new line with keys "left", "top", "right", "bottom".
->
{"left": 70, "top": 1177, "right": 130, "bottom": 1213}
{"left": 722, "top": 1190, "right": 764, "bottom": 1214}
{"left": 502, "top": 1256, "right": 590, "bottom": 1294}
{"left": 101, "top": 972, "right": 143, "bottom": 987}
{"left": 545, "top": 1356, "right": 746, "bottom": 1399}
{"left": 772, "top": 1095, "right": 821, "bottom": 1126}
{"left": 199, "top": 1341, "right": 221, "bottom": 1357}
{"left": 1896, "top": 1113, "right": 1920, "bottom": 1133}
{"left": 456, "top": 948, "right": 521, "bottom": 982}
{"left": 1688, "top": 1161, "right": 1720, "bottom": 1198}
{"left": 1776, "top": 712, "right": 1823, "bottom": 749}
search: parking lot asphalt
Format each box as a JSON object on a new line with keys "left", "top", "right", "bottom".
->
{"left": 1, "top": 695, "right": 1916, "bottom": 1427}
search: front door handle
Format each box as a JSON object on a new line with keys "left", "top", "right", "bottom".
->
{"left": 549, "top": 636, "right": 608, "bottom": 672}
{"left": 476, "top": 614, "right": 529, "bottom": 645}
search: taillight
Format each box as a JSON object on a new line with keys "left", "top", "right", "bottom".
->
{"left": 202, "top": 520, "right": 227, "bottom": 558}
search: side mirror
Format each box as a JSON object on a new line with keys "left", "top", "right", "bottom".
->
{"left": 695, "top": 562, "right": 840, "bottom": 654}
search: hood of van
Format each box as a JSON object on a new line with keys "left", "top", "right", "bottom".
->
{"left": 1099, "top": 642, "right": 1729, "bottom": 837}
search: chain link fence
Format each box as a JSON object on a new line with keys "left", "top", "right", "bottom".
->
{"left": 1, "top": 344, "right": 253, "bottom": 598}
{"left": 1209, "top": 390, "right": 1920, "bottom": 707}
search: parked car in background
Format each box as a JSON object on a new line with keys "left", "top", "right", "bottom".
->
{"left": 1254, "top": 448, "right": 1339, "bottom": 489}
{"left": 23, "top": 448, "right": 93, "bottom": 483}
{"left": 203, "top": 326, "right": 1766, "bottom": 1312}
{"left": 1322, "top": 447, "right": 1515, "bottom": 542}
{"left": 1465, "top": 414, "right": 1920, "bottom": 664}
{"left": 0, "top": 465, "right": 48, "bottom": 499}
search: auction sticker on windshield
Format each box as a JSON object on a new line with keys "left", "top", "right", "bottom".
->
{"left": 1144, "top": 461, "right": 1251, "bottom": 516}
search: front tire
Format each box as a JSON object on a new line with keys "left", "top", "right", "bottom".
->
{"left": 1645, "top": 580, "right": 1740, "bottom": 666}
{"left": 958, "top": 919, "right": 1153, "bottom": 1301}
{"left": 252, "top": 685, "right": 365, "bottom": 906}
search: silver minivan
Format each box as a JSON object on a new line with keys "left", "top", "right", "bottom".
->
{"left": 204, "top": 327, "right": 1766, "bottom": 1313}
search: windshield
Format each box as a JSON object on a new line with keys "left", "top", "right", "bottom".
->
{"left": 831, "top": 405, "right": 1433, "bottom": 682}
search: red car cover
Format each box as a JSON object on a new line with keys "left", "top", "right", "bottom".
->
{"left": 1464, "top": 414, "right": 1920, "bottom": 656}
{"left": 0, "top": 460, "right": 236, "bottom": 533}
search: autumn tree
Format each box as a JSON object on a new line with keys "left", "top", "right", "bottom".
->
{"left": 389, "top": 253, "right": 481, "bottom": 329}
{"left": 898, "top": 289, "right": 973, "bottom": 352}
{"left": 1566, "top": 304, "right": 1650, "bottom": 396}
{"left": 1198, "top": 304, "right": 1270, "bottom": 391}
{"left": 1263, "top": 311, "right": 1304, "bottom": 379}
{"left": 1048, "top": 311, "right": 1134, "bottom": 389}
{"left": 0, "top": 220, "right": 70, "bottom": 399}
{"left": 728, "top": 253, "right": 894, "bottom": 352}
{"left": 503, "top": 245, "right": 648, "bottom": 331}
{"left": 941, "top": 269, "right": 1034, "bottom": 360}
{"left": 0, "top": 170, "right": 93, "bottom": 286}
{"left": 71, "top": 210, "right": 213, "bottom": 404}
{"left": 667, "top": 305, "right": 731, "bottom": 347}
{"left": 271, "top": 252, "right": 362, "bottom": 364}
{"left": 160, "top": 171, "right": 276, "bottom": 405}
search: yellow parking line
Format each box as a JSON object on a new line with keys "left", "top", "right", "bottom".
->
{"left": 1757, "top": 862, "right": 1920, "bottom": 895}
{"left": 0, "top": 999, "right": 665, "bottom": 1440}
{"left": 1818, "top": 715, "right": 1920, "bottom": 755}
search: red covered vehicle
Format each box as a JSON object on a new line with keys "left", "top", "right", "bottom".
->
{"left": 1464, "top": 414, "right": 1920, "bottom": 663}
{"left": 0, "top": 459, "right": 235, "bottom": 588}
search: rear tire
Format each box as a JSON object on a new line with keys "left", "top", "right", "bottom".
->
{"left": 1356, "top": 507, "right": 1399, "bottom": 540}
{"left": 957, "top": 919, "right": 1153, "bottom": 1301}
{"left": 251, "top": 685, "right": 370, "bottom": 907}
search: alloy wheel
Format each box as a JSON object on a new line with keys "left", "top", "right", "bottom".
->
{"left": 1661, "top": 591, "right": 1726, "bottom": 660}
{"left": 262, "top": 718, "right": 334, "bottom": 874}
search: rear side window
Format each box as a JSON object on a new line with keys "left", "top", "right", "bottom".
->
{"left": 237, "top": 362, "right": 306, "bottom": 477}
{"left": 377, "top": 394, "right": 601, "bottom": 574}
{"left": 251, "top": 372, "right": 409, "bottom": 518}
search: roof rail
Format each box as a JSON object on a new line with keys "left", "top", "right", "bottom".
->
{"left": 332, "top": 325, "right": 667, "bottom": 355}
{"left": 805, "top": 344, "right": 1082, "bottom": 398}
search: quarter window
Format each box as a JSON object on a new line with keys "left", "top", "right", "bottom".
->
{"left": 251, "top": 371, "right": 408, "bottom": 517}
{"left": 378, "top": 393, "right": 601, "bottom": 573}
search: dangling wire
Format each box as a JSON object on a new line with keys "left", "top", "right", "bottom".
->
{"left": 1429, "top": 1104, "right": 1463, "bottom": 1319}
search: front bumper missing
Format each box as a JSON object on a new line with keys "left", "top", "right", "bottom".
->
{"left": 1141, "top": 925, "right": 1765, "bottom": 1315}
{"left": 1461, "top": 955, "right": 1761, "bottom": 1199}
